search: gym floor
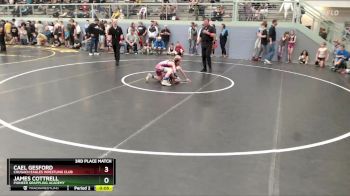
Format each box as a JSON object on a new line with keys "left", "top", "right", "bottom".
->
{"left": 0, "top": 46, "right": 349, "bottom": 196}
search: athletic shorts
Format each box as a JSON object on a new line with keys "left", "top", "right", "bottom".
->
{"left": 317, "top": 57, "right": 325, "bottom": 61}
{"left": 156, "top": 67, "right": 172, "bottom": 77}
{"left": 288, "top": 43, "right": 295, "bottom": 49}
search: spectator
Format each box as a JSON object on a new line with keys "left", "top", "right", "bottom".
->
{"left": 0, "top": 25, "right": 5, "bottom": 52}
{"left": 319, "top": 28, "right": 327, "bottom": 40}
{"left": 98, "top": 21, "right": 105, "bottom": 50}
{"left": 19, "top": 25, "right": 28, "bottom": 45}
{"left": 211, "top": 22, "right": 217, "bottom": 55}
{"left": 287, "top": 29, "right": 296, "bottom": 63}
{"left": 43, "top": 26, "right": 52, "bottom": 44}
{"left": 64, "top": 27, "right": 70, "bottom": 47}
{"left": 52, "top": 34, "right": 61, "bottom": 48}
{"left": 189, "top": 0, "right": 199, "bottom": 21}
{"left": 68, "top": 19, "right": 76, "bottom": 47}
{"left": 298, "top": 50, "right": 309, "bottom": 64}
{"left": 125, "top": 30, "right": 139, "bottom": 54}
{"left": 86, "top": 18, "right": 102, "bottom": 56}
{"left": 35, "top": 20, "right": 44, "bottom": 34}
{"left": 212, "top": 6, "right": 224, "bottom": 21}
{"left": 160, "top": 25, "right": 171, "bottom": 48}
{"left": 137, "top": 22, "right": 147, "bottom": 47}
{"left": 188, "top": 22, "right": 198, "bottom": 55}
{"left": 174, "top": 41, "right": 184, "bottom": 56}
{"left": 315, "top": 42, "right": 329, "bottom": 67}
{"left": 4, "top": 20, "right": 11, "bottom": 41}
{"left": 153, "top": 36, "right": 165, "bottom": 55}
{"left": 127, "top": 22, "right": 136, "bottom": 34}
{"left": 72, "top": 35, "right": 81, "bottom": 49}
{"left": 277, "top": 31, "right": 289, "bottom": 62}
{"left": 332, "top": 39, "right": 341, "bottom": 60}
{"left": 252, "top": 21, "right": 268, "bottom": 61}
{"left": 105, "top": 21, "right": 112, "bottom": 52}
{"left": 142, "top": 39, "right": 152, "bottom": 55}
{"left": 332, "top": 44, "right": 349, "bottom": 72}
{"left": 219, "top": 23, "right": 228, "bottom": 58}
{"left": 111, "top": 7, "right": 124, "bottom": 19}
{"left": 167, "top": 42, "right": 176, "bottom": 55}
{"left": 81, "top": 35, "right": 91, "bottom": 51}
{"left": 36, "top": 33, "right": 47, "bottom": 46}
{"left": 138, "top": 6, "right": 147, "bottom": 20}
{"left": 10, "top": 22, "right": 19, "bottom": 44}
{"left": 147, "top": 21, "right": 158, "bottom": 44}
{"left": 26, "top": 21, "right": 35, "bottom": 44}
{"left": 264, "top": 19, "right": 278, "bottom": 64}
{"left": 74, "top": 21, "right": 81, "bottom": 39}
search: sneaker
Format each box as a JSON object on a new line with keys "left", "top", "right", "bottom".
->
{"left": 161, "top": 79, "right": 171, "bottom": 86}
{"left": 89, "top": 53, "right": 93, "bottom": 56}
{"left": 94, "top": 52, "right": 100, "bottom": 55}
{"left": 264, "top": 59, "right": 272, "bottom": 64}
{"left": 145, "top": 73, "right": 152, "bottom": 82}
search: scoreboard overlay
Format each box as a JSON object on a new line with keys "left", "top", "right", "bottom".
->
{"left": 7, "top": 158, "right": 116, "bottom": 191}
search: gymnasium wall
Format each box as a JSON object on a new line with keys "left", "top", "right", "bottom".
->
{"left": 2, "top": 17, "right": 324, "bottom": 62}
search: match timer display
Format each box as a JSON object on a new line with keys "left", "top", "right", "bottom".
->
{"left": 7, "top": 158, "right": 116, "bottom": 191}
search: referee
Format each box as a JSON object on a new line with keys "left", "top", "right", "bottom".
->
{"left": 108, "top": 20, "right": 124, "bottom": 66}
{"left": 197, "top": 18, "right": 216, "bottom": 72}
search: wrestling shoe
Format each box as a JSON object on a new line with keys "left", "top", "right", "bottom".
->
{"left": 161, "top": 79, "right": 171, "bottom": 86}
{"left": 145, "top": 73, "right": 152, "bottom": 82}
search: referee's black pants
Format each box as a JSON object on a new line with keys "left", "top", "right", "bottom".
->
{"left": 201, "top": 44, "right": 212, "bottom": 71}
{"left": 112, "top": 44, "right": 121, "bottom": 63}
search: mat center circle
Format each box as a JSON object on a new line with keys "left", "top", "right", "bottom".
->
{"left": 121, "top": 71, "right": 235, "bottom": 94}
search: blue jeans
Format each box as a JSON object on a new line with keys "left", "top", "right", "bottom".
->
{"left": 90, "top": 37, "right": 99, "bottom": 53}
{"left": 266, "top": 42, "right": 276, "bottom": 61}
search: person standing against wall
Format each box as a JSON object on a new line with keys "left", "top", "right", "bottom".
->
{"left": 197, "top": 18, "right": 216, "bottom": 72}
{"left": 188, "top": 22, "right": 198, "bottom": 56}
{"left": 87, "top": 18, "right": 102, "bottom": 56}
{"left": 264, "top": 19, "right": 278, "bottom": 65}
{"left": 108, "top": 20, "right": 124, "bottom": 66}
{"left": 0, "top": 25, "right": 6, "bottom": 52}
{"left": 219, "top": 23, "right": 228, "bottom": 58}
{"left": 160, "top": 25, "right": 171, "bottom": 49}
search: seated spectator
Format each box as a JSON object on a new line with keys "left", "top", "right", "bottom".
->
{"left": 19, "top": 25, "right": 28, "bottom": 45}
{"left": 138, "top": 6, "right": 147, "bottom": 20}
{"left": 332, "top": 44, "right": 349, "bottom": 72}
{"left": 81, "top": 35, "right": 91, "bottom": 51}
{"left": 52, "top": 34, "right": 61, "bottom": 48}
{"left": 167, "top": 42, "right": 176, "bottom": 55}
{"left": 36, "top": 33, "right": 48, "bottom": 46}
{"left": 72, "top": 35, "right": 81, "bottom": 49}
{"left": 174, "top": 41, "right": 184, "bottom": 56}
{"left": 212, "top": 6, "right": 224, "bottom": 21}
{"left": 112, "top": 7, "right": 124, "bottom": 19}
{"left": 43, "top": 26, "right": 52, "bottom": 44}
{"left": 319, "top": 28, "right": 327, "bottom": 40}
{"left": 125, "top": 30, "right": 139, "bottom": 54}
{"left": 298, "top": 50, "right": 309, "bottom": 64}
{"left": 153, "top": 36, "right": 166, "bottom": 55}
{"left": 315, "top": 42, "right": 329, "bottom": 68}
{"left": 142, "top": 40, "right": 152, "bottom": 55}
